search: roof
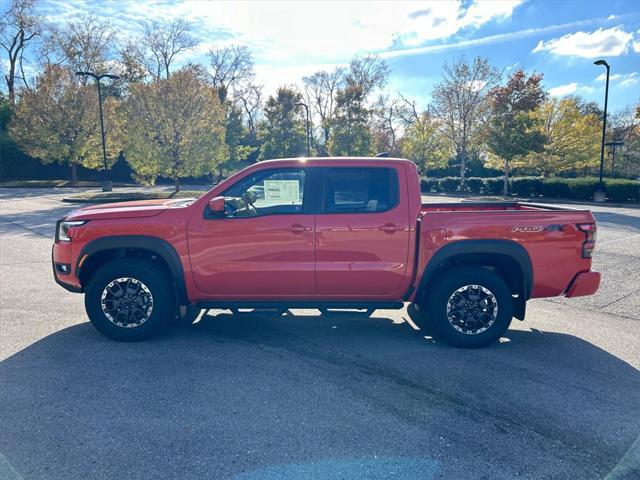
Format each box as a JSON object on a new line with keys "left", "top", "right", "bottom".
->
{"left": 256, "top": 157, "right": 414, "bottom": 167}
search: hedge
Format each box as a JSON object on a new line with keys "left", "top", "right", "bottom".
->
{"left": 420, "top": 176, "right": 639, "bottom": 202}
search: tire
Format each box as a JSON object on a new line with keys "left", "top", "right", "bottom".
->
{"left": 84, "top": 258, "right": 176, "bottom": 341}
{"left": 416, "top": 266, "right": 513, "bottom": 348}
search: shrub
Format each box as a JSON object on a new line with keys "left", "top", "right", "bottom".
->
{"left": 440, "top": 177, "right": 461, "bottom": 192}
{"left": 465, "top": 177, "right": 486, "bottom": 194}
{"left": 420, "top": 175, "right": 639, "bottom": 202}
{"left": 484, "top": 177, "right": 504, "bottom": 195}
{"left": 510, "top": 177, "right": 543, "bottom": 196}
{"left": 604, "top": 179, "right": 640, "bottom": 202}
{"left": 420, "top": 178, "right": 440, "bottom": 193}
{"left": 539, "top": 178, "right": 573, "bottom": 198}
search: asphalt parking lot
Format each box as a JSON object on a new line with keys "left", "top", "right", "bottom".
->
{"left": 1, "top": 188, "right": 639, "bottom": 480}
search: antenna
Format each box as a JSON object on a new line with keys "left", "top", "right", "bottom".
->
{"left": 375, "top": 152, "right": 390, "bottom": 158}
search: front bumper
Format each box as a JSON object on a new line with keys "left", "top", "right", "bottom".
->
{"left": 52, "top": 244, "right": 82, "bottom": 293}
{"left": 565, "top": 271, "right": 601, "bottom": 298}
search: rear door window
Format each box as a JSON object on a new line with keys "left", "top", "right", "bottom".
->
{"left": 324, "top": 167, "right": 398, "bottom": 214}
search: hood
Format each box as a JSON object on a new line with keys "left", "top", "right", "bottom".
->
{"left": 64, "top": 198, "right": 193, "bottom": 221}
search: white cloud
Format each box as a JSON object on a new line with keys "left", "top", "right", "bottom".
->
{"left": 380, "top": 17, "right": 604, "bottom": 59}
{"left": 548, "top": 82, "right": 578, "bottom": 96}
{"left": 35, "top": 0, "right": 525, "bottom": 98}
{"left": 40, "top": 0, "right": 523, "bottom": 66}
{"left": 533, "top": 26, "right": 634, "bottom": 58}
{"left": 619, "top": 73, "right": 640, "bottom": 87}
{"left": 595, "top": 71, "right": 639, "bottom": 87}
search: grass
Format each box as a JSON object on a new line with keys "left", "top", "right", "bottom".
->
{"left": 62, "top": 190, "right": 205, "bottom": 203}
{"left": 0, "top": 179, "right": 99, "bottom": 188}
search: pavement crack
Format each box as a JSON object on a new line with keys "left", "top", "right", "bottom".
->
{"left": 599, "top": 289, "right": 640, "bottom": 308}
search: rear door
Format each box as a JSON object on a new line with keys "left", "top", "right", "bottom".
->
{"left": 315, "top": 165, "right": 411, "bottom": 297}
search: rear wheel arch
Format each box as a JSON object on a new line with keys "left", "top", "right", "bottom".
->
{"left": 77, "top": 235, "right": 188, "bottom": 305}
{"left": 416, "top": 240, "right": 532, "bottom": 318}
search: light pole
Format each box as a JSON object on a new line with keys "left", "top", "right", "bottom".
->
{"left": 76, "top": 71, "right": 120, "bottom": 192}
{"left": 594, "top": 59, "right": 610, "bottom": 202}
{"left": 295, "top": 101, "right": 311, "bottom": 156}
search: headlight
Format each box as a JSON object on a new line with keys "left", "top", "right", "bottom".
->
{"left": 56, "top": 220, "right": 86, "bottom": 242}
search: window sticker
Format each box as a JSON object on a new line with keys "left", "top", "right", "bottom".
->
{"left": 264, "top": 180, "right": 300, "bottom": 203}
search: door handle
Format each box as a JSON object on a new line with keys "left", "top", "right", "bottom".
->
{"left": 378, "top": 223, "right": 403, "bottom": 234}
{"left": 290, "top": 224, "right": 311, "bottom": 234}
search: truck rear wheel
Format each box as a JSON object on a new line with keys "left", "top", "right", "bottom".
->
{"left": 84, "top": 259, "right": 175, "bottom": 341}
{"left": 417, "top": 267, "right": 513, "bottom": 348}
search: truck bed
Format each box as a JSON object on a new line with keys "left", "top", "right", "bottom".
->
{"left": 420, "top": 201, "right": 582, "bottom": 214}
{"left": 417, "top": 200, "right": 596, "bottom": 299}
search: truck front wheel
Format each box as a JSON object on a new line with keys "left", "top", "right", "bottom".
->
{"left": 416, "top": 267, "right": 513, "bottom": 348}
{"left": 84, "top": 259, "right": 175, "bottom": 341}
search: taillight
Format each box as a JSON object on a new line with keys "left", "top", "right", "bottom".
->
{"left": 577, "top": 223, "right": 597, "bottom": 258}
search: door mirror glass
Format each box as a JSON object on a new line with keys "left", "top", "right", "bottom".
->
{"left": 208, "top": 196, "right": 225, "bottom": 213}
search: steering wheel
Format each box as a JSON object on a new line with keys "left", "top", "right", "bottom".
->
{"left": 240, "top": 191, "right": 258, "bottom": 216}
{"left": 224, "top": 199, "right": 238, "bottom": 216}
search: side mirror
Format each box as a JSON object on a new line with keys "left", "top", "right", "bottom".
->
{"left": 208, "top": 196, "right": 225, "bottom": 215}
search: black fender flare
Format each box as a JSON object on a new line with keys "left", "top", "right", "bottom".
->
{"left": 77, "top": 235, "right": 188, "bottom": 304}
{"left": 417, "top": 239, "right": 533, "bottom": 301}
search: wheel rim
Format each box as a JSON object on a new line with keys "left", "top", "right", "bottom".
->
{"left": 101, "top": 277, "right": 154, "bottom": 328}
{"left": 446, "top": 284, "right": 498, "bottom": 335}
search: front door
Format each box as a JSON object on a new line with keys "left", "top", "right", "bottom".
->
{"left": 187, "top": 168, "right": 316, "bottom": 298}
{"left": 315, "top": 166, "right": 411, "bottom": 298}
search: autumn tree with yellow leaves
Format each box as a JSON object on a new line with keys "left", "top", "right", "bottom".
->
{"left": 9, "top": 64, "right": 118, "bottom": 183}
{"left": 512, "top": 98, "right": 601, "bottom": 177}
{"left": 119, "top": 66, "right": 227, "bottom": 191}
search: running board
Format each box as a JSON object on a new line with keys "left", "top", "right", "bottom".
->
{"left": 319, "top": 307, "right": 375, "bottom": 318}
{"left": 197, "top": 301, "right": 404, "bottom": 313}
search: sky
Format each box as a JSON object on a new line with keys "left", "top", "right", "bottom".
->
{"left": 5, "top": 0, "right": 640, "bottom": 112}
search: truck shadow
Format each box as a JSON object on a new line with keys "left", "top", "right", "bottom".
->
{"left": 1, "top": 312, "right": 638, "bottom": 479}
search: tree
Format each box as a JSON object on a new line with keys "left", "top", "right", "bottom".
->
{"left": 609, "top": 105, "right": 640, "bottom": 176}
{"left": 119, "top": 66, "right": 227, "bottom": 190}
{"left": 43, "top": 16, "right": 115, "bottom": 74}
{"left": 303, "top": 67, "right": 345, "bottom": 147}
{"left": 0, "top": 0, "right": 41, "bottom": 103}
{"left": 346, "top": 55, "right": 389, "bottom": 98}
{"left": 512, "top": 98, "right": 600, "bottom": 176}
{"left": 131, "top": 19, "right": 196, "bottom": 82}
{"left": 208, "top": 45, "right": 254, "bottom": 103}
{"left": 327, "top": 84, "right": 373, "bottom": 156}
{"left": 236, "top": 82, "right": 263, "bottom": 137}
{"left": 214, "top": 103, "right": 253, "bottom": 182}
{"left": 372, "top": 94, "right": 413, "bottom": 156}
{"left": 207, "top": 45, "right": 257, "bottom": 171}
{"left": 401, "top": 111, "right": 452, "bottom": 175}
{"left": 259, "top": 87, "right": 306, "bottom": 159}
{"left": 487, "top": 69, "right": 547, "bottom": 194}
{"left": 117, "top": 41, "right": 148, "bottom": 86}
{"left": 432, "top": 56, "right": 501, "bottom": 185}
{"left": 9, "top": 65, "right": 116, "bottom": 182}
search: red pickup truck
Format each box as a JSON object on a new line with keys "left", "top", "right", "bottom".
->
{"left": 52, "top": 157, "right": 600, "bottom": 347}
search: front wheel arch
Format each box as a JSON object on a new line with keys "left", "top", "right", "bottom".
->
{"left": 77, "top": 235, "right": 188, "bottom": 305}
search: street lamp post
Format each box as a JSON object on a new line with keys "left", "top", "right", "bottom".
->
{"left": 295, "top": 101, "right": 311, "bottom": 157}
{"left": 593, "top": 59, "right": 610, "bottom": 202}
{"left": 76, "top": 71, "right": 120, "bottom": 192}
